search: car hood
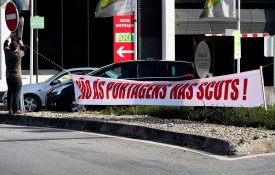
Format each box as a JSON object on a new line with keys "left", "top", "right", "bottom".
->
{"left": 54, "top": 81, "right": 73, "bottom": 88}
{"left": 48, "top": 81, "right": 73, "bottom": 93}
{"left": 22, "top": 83, "right": 47, "bottom": 92}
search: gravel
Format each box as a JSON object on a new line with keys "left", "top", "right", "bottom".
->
{"left": 18, "top": 111, "right": 275, "bottom": 148}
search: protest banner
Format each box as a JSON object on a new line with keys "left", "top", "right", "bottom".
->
{"left": 72, "top": 69, "right": 265, "bottom": 108}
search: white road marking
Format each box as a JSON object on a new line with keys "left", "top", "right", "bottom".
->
{"left": 6, "top": 13, "right": 16, "bottom": 20}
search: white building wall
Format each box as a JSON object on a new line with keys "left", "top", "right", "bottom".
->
{"left": 162, "top": 0, "right": 175, "bottom": 61}
{"left": 0, "top": 5, "right": 10, "bottom": 92}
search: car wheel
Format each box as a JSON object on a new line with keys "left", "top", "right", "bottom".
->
{"left": 24, "top": 95, "right": 41, "bottom": 112}
{"left": 70, "top": 100, "right": 87, "bottom": 112}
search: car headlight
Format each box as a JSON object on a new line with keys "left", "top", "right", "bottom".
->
{"left": 51, "top": 84, "right": 71, "bottom": 95}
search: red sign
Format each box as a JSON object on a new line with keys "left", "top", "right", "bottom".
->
{"left": 113, "top": 15, "right": 134, "bottom": 63}
{"left": 5, "top": 2, "right": 19, "bottom": 32}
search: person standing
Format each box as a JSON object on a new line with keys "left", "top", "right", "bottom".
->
{"left": 4, "top": 33, "right": 27, "bottom": 114}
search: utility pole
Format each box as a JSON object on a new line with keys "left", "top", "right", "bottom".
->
{"left": 34, "top": 0, "right": 38, "bottom": 83}
{"left": 61, "top": 0, "right": 63, "bottom": 68}
{"left": 30, "top": 0, "right": 33, "bottom": 84}
{"left": 237, "top": 0, "right": 241, "bottom": 73}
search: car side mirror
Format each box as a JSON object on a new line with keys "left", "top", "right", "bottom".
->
{"left": 50, "top": 79, "right": 61, "bottom": 85}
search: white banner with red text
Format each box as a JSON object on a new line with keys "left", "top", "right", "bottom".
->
{"left": 71, "top": 69, "right": 265, "bottom": 108}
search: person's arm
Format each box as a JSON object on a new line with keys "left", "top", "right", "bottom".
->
{"left": 4, "top": 37, "right": 11, "bottom": 49}
{"left": 18, "top": 40, "right": 27, "bottom": 56}
{"left": 4, "top": 33, "right": 15, "bottom": 50}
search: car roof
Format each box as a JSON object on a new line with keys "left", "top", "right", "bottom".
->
{"left": 108, "top": 60, "right": 193, "bottom": 65}
{"left": 42, "top": 67, "right": 97, "bottom": 83}
{"left": 63, "top": 67, "right": 97, "bottom": 72}
{"left": 90, "top": 60, "right": 193, "bottom": 74}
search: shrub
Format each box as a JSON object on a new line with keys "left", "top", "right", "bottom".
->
{"left": 101, "top": 106, "right": 275, "bottom": 130}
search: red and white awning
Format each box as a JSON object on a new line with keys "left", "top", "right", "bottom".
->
{"left": 205, "top": 33, "right": 269, "bottom": 38}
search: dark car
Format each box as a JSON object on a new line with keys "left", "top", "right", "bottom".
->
{"left": 46, "top": 60, "right": 195, "bottom": 112}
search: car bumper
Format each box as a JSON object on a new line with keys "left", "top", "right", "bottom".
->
{"left": 2, "top": 98, "right": 7, "bottom": 106}
{"left": 46, "top": 94, "right": 68, "bottom": 111}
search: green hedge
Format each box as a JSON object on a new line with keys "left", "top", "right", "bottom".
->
{"left": 101, "top": 106, "right": 275, "bottom": 130}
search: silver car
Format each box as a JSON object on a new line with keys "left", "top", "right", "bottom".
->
{"left": 2, "top": 67, "right": 97, "bottom": 112}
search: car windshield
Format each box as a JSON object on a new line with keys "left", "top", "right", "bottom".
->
{"left": 86, "top": 65, "right": 121, "bottom": 79}
{"left": 40, "top": 71, "right": 63, "bottom": 83}
{"left": 41, "top": 69, "right": 96, "bottom": 84}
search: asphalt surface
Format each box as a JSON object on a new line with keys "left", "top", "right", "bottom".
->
{"left": 1, "top": 124, "right": 275, "bottom": 175}
{"left": 0, "top": 106, "right": 274, "bottom": 156}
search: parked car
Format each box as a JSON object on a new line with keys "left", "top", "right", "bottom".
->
{"left": 2, "top": 67, "right": 97, "bottom": 112}
{"left": 46, "top": 60, "right": 195, "bottom": 112}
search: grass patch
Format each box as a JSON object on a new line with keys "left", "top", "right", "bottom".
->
{"left": 100, "top": 106, "right": 275, "bottom": 130}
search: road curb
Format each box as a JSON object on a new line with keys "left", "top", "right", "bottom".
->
{"left": 0, "top": 113, "right": 236, "bottom": 155}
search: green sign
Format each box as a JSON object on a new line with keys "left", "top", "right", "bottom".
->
{"left": 30, "top": 16, "right": 44, "bottom": 29}
{"left": 233, "top": 30, "right": 241, "bottom": 59}
{"left": 116, "top": 33, "right": 134, "bottom": 42}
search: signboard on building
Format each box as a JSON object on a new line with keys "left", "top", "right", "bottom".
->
{"left": 226, "top": 29, "right": 241, "bottom": 59}
{"left": 195, "top": 41, "right": 211, "bottom": 78}
{"left": 30, "top": 16, "right": 44, "bottom": 29}
{"left": 113, "top": 15, "right": 134, "bottom": 63}
{"left": 264, "top": 36, "right": 274, "bottom": 57}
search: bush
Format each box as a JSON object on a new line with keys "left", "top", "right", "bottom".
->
{"left": 101, "top": 106, "right": 275, "bottom": 130}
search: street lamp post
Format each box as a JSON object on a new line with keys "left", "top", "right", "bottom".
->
{"left": 30, "top": 0, "right": 33, "bottom": 84}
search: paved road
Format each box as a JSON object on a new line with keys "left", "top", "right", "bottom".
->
{"left": 0, "top": 124, "right": 275, "bottom": 175}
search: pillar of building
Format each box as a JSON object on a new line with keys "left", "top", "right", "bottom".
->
{"left": 0, "top": 6, "right": 10, "bottom": 91}
{"left": 162, "top": 0, "right": 175, "bottom": 61}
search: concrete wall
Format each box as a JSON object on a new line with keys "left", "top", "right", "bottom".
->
{"left": 265, "top": 86, "right": 275, "bottom": 106}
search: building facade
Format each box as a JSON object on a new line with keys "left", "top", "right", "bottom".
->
{"left": 0, "top": 0, "right": 275, "bottom": 88}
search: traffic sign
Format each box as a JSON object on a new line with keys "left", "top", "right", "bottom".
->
{"left": 114, "top": 15, "right": 134, "bottom": 63}
{"left": 5, "top": 1, "right": 19, "bottom": 32}
{"left": 30, "top": 16, "right": 45, "bottom": 29}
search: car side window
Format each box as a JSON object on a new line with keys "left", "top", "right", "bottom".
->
{"left": 94, "top": 63, "right": 137, "bottom": 79}
{"left": 138, "top": 62, "right": 167, "bottom": 78}
{"left": 118, "top": 63, "right": 137, "bottom": 79}
{"left": 96, "top": 66, "right": 122, "bottom": 79}
{"left": 168, "top": 62, "right": 194, "bottom": 77}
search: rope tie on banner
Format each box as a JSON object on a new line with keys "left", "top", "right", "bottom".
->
{"left": 262, "top": 62, "right": 274, "bottom": 69}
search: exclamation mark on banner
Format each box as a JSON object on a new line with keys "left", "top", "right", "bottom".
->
{"left": 243, "top": 79, "right": 248, "bottom": 100}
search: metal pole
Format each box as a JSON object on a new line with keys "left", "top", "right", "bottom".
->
{"left": 35, "top": 30, "right": 38, "bottom": 83}
{"left": 260, "top": 66, "right": 267, "bottom": 110}
{"left": 61, "top": 0, "right": 64, "bottom": 67}
{"left": 273, "top": 35, "right": 275, "bottom": 86}
{"left": 30, "top": 0, "right": 33, "bottom": 84}
{"left": 134, "top": 0, "right": 138, "bottom": 60}
{"left": 237, "top": 0, "right": 241, "bottom": 73}
{"left": 87, "top": 0, "right": 90, "bottom": 66}
{"left": 34, "top": 0, "right": 38, "bottom": 83}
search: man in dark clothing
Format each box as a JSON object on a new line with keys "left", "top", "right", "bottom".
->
{"left": 4, "top": 33, "right": 27, "bottom": 114}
